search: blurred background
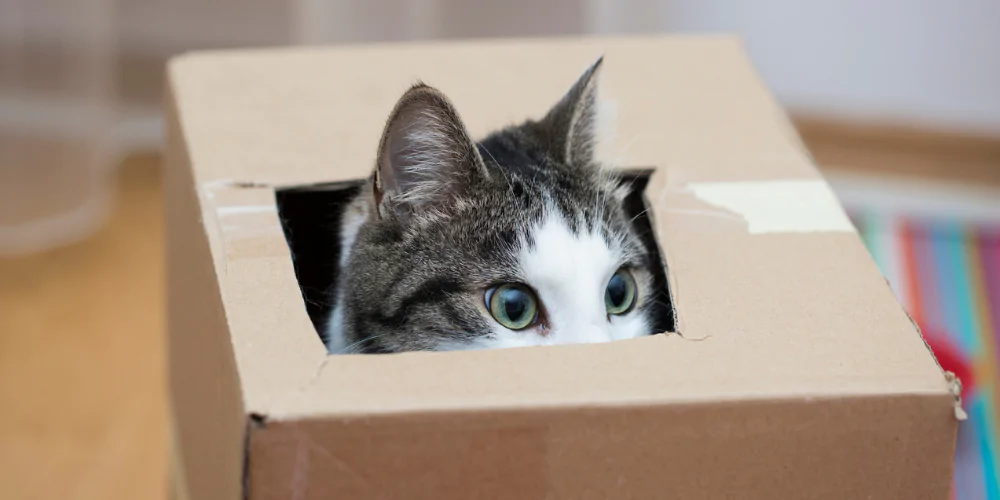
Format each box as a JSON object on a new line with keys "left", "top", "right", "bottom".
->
{"left": 1, "top": 1, "right": 997, "bottom": 499}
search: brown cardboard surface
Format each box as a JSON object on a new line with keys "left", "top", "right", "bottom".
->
{"left": 166, "top": 36, "right": 957, "bottom": 499}
{"left": 165, "top": 86, "right": 246, "bottom": 500}
{"left": 247, "top": 396, "right": 955, "bottom": 500}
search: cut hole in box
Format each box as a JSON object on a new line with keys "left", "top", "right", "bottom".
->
{"left": 275, "top": 168, "right": 676, "bottom": 351}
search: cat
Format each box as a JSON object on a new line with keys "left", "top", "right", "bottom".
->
{"left": 325, "top": 58, "right": 662, "bottom": 354}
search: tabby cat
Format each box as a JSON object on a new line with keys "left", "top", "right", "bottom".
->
{"left": 326, "top": 58, "right": 662, "bottom": 353}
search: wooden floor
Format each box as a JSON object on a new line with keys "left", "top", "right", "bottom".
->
{"left": 0, "top": 158, "right": 167, "bottom": 500}
{"left": 795, "top": 116, "right": 1000, "bottom": 187}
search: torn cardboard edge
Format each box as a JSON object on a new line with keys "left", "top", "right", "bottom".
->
{"left": 903, "top": 310, "right": 969, "bottom": 421}
{"left": 196, "top": 174, "right": 923, "bottom": 358}
{"left": 190, "top": 169, "right": 956, "bottom": 418}
{"left": 205, "top": 174, "right": 867, "bottom": 354}
{"left": 945, "top": 372, "right": 968, "bottom": 421}
{"left": 273, "top": 168, "right": 677, "bottom": 345}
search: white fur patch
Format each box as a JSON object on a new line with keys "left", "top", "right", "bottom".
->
{"left": 481, "top": 211, "right": 648, "bottom": 349}
{"left": 325, "top": 198, "right": 369, "bottom": 353}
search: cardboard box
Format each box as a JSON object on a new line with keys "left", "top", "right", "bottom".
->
{"left": 166, "top": 36, "right": 959, "bottom": 499}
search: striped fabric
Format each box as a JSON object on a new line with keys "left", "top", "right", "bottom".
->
{"left": 848, "top": 210, "right": 1000, "bottom": 499}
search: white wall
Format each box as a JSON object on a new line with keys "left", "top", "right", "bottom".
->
{"left": 8, "top": 0, "right": 1000, "bottom": 139}
{"left": 657, "top": 0, "right": 1000, "bottom": 133}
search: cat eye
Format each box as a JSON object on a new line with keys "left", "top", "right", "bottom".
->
{"left": 486, "top": 284, "right": 539, "bottom": 330}
{"left": 605, "top": 269, "right": 637, "bottom": 315}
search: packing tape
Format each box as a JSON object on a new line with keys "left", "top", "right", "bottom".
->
{"left": 687, "top": 179, "right": 854, "bottom": 234}
{"left": 201, "top": 181, "right": 293, "bottom": 262}
{"left": 215, "top": 204, "right": 290, "bottom": 261}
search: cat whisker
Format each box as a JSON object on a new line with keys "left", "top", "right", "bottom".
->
{"left": 627, "top": 208, "right": 650, "bottom": 227}
{"left": 646, "top": 298, "right": 675, "bottom": 309}
{"left": 608, "top": 134, "right": 642, "bottom": 169}
{"left": 482, "top": 143, "right": 528, "bottom": 215}
{"left": 620, "top": 172, "right": 642, "bottom": 198}
{"left": 501, "top": 170, "right": 524, "bottom": 213}
{"left": 479, "top": 143, "right": 500, "bottom": 167}
{"left": 430, "top": 329, "right": 487, "bottom": 351}
{"left": 601, "top": 166, "right": 618, "bottom": 217}
{"left": 336, "top": 333, "right": 391, "bottom": 354}
{"left": 593, "top": 182, "right": 601, "bottom": 221}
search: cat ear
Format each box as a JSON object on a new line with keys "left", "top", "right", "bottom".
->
{"left": 542, "top": 57, "right": 603, "bottom": 167}
{"left": 373, "top": 84, "right": 485, "bottom": 222}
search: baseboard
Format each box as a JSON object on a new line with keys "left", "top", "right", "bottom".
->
{"left": 792, "top": 115, "right": 1000, "bottom": 186}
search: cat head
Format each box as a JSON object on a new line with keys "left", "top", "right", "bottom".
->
{"left": 339, "top": 58, "right": 663, "bottom": 352}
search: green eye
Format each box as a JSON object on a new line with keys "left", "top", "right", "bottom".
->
{"left": 486, "top": 284, "right": 538, "bottom": 330}
{"left": 605, "top": 269, "right": 637, "bottom": 315}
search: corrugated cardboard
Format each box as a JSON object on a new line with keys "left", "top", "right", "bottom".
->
{"left": 166, "top": 36, "right": 958, "bottom": 499}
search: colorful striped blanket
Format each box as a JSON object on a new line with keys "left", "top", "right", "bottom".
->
{"left": 836, "top": 174, "right": 999, "bottom": 499}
